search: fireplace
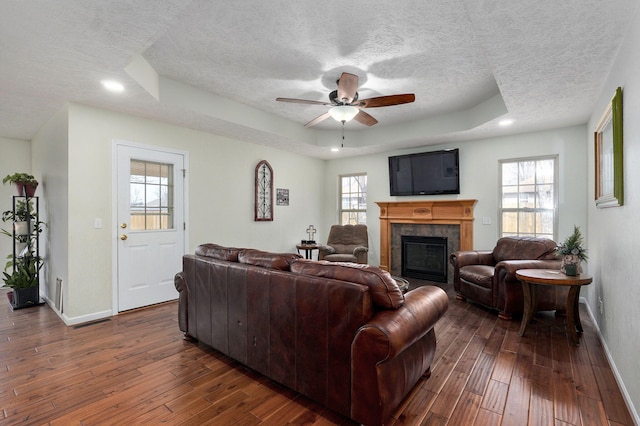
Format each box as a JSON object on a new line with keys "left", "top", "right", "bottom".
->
{"left": 376, "top": 200, "right": 477, "bottom": 279}
{"left": 401, "top": 236, "right": 448, "bottom": 282}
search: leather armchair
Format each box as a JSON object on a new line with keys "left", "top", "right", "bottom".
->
{"left": 318, "top": 224, "right": 369, "bottom": 264}
{"left": 450, "top": 236, "right": 567, "bottom": 320}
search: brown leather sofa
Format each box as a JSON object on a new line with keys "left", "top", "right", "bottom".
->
{"left": 450, "top": 236, "right": 567, "bottom": 320}
{"left": 175, "top": 243, "right": 448, "bottom": 426}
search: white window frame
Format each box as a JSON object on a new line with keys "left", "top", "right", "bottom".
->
{"left": 499, "top": 155, "right": 558, "bottom": 239}
{"left": 339, "top": 173, "right": 367, "bottom": 225}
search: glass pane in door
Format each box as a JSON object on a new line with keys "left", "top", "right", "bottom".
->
{"left": 130, "top": 160, "right": 174, "bottom": 231}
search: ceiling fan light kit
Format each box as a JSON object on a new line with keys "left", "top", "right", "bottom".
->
{"left": 276, "top": 72, "right": 415, "bottom": 128}
{"left": 329, "top": 105, "right": 359, "bottom": 123}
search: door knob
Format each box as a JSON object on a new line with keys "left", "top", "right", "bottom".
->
{"left": 120, "top": 223, "right": 127, "bottom": 229}
{"left": 120, "top": 234, "right": 128, "bottom": 240}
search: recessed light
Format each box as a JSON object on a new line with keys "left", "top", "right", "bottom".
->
{"left": 499, "top": 119, "right": 514, "bottom": 127}
{"left": 101, "top": 79, "right": 125, "bottom": 93}
{"left": 331, "top": 147, "right": 340, "bottom": 152}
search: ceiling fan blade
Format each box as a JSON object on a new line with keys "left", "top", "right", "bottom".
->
{"left": 276, "top": 97, "right": 332, "bottom": 106}
{"left": 337, "top": 72, "right": 358, "bottom": 104}
{"left": 353, "top": 110, "right": 378, "bottom": 126}
{"left": 304, "top": 112, "right": 331, "bottom": 127}
{"left": 356, "top": 93, "right": 415, "bottom": 108}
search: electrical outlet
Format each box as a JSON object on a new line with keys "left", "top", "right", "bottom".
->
{"left": 482, "top": 216, "right": 492, "bottom": 225}
{"left": 598, "top": 297, "right": 604, "bottom": 315}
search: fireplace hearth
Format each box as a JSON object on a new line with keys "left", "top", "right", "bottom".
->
{"left": 401, "top": 236, "right": 448, "bottom": 282}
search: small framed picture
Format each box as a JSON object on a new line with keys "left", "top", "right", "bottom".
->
{"left": 276, "top": 188, "right": 289, "bottom": 206}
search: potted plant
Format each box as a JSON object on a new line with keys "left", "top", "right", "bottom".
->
{"left": 556, "top": 225, "right": 588, "bottom": 276}
{"left": 3, "top": 253, "right": 42, "bottom": 308}
{"left": 2, "top": 173, "right": 39, "bottom": 197}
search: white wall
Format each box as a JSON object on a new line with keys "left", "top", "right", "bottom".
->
{"left": 0, "top": 136, "right": 32, "bottom": 278}
{"left": 586, "top": 14, "right": 640, "bottom": 419}
{"left": 60, "top": 104, "right": 325, "bottom": 322}
{"left": 31, "top": 105, "right": 70, "bottom": 310}
{"left": 323, "top": 125, "right": 588, "bottom": 266}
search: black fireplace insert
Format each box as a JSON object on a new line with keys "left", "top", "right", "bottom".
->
{"left": 401, "top": 235, "right": 448, "bottom": 282}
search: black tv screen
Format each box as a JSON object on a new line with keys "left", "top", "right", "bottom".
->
{"left": 389, "top": 149, "right": 460, "bottom": 196}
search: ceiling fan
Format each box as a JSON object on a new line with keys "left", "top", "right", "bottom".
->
{"left": 276, "top": 72, "right": 415, "bottom": 127}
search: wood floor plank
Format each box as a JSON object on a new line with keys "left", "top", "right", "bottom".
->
{"left": 465, "top": 351, "right": 496, "bottom": 396}
{"left": 473, "top": 407, "right": 502, "bottom": 425}
{"left": 448, "top": 390, "right": 482, "bottom": 425}
{"left": 592, "top": 364, "right": 636, "bottom": 425}
{"left": 570, "top": 337, "right": 601, "bottom": 400}
{"left": 529, "top": 393, "right": 554, "bottom": 426}
{"left": 389, "top": 374, "right": 436, "bottom": 425}
{"left": 491, "top": 349, "right": 517, "bottom": 384}
{"left": 502, "top": 374, "right": 532, "bottom": 426}
{"left": 551, "top": 330, "right": 581, "bottom": 425}
{"left": 0, "top": 284, "right": 635, "bottom": 426}
{"left": 480, "top": 379, "right": 509, "bottom": 414}
{"left": 577, "top": 394, "right": 609, "bottom": 425}
{"left": 429, "top": 369, "right": 469, "bottom": 419}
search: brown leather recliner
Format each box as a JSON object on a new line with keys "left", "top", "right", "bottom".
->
{"left": 450, "top": 236, "right": 567, "bottom": 320}
{"left": 318, "top": 224, "right": 369, "bottom": 264}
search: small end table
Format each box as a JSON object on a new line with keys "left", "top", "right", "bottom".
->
{"left": 391, "top": 276, "right": 410, "bottom": 293}
{"left": 296, "top": 243, "right": 318, "bottom": 260}
{"left": 516, "top": 269, "right": 592, "bottom": 346}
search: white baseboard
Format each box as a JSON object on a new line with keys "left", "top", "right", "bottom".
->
{"left": 42, "top": 293, "right": 112, "bottom": 326}
{"left": 580, "top": 297, "right": 640, "bottom": 425}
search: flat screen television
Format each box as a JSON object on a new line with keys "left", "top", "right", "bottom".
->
{"left": 388, "top": 148, "right": 460, "bottom": 196}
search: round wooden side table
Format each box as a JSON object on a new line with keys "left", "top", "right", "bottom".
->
{"left": 296, "top": 243, "right": 318, "bottom": 260}
{"left": 516, "top": 269, "right": 593, "bottom": 346}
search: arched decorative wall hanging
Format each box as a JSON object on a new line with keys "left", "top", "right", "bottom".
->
{"left": 255, "top": 160, "right": 273, "bottom": 221}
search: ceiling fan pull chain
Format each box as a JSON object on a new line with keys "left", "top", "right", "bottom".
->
{"left": 341, "top": 122, "right": 345, "bottom": 147}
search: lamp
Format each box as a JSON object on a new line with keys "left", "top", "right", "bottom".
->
{"left": 328, "top": 105, "right": 359, "bottom": 123}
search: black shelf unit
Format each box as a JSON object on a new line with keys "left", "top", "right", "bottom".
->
{"left": 5, "top": 195, "right": 42, "bottom": 309}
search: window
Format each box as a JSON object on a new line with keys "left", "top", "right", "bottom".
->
{"left": 130, "top": 160, "right": 174, "bottom": 230}
{"left": 500, "top": 156, "right": 557, "bottom": 239}
{"left": 339, "top": 174, "right": 367, "bottom": 225}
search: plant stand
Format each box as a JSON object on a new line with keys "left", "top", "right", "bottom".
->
{"left": 7, "top": 287, "right": 42, "bottom": 310}
{"left": 2, "top": 195, "right": 43, "bottom": 310}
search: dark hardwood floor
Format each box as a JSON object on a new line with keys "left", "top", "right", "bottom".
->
{"left": 0, "top": 284, "right": 635, "bottom": 425}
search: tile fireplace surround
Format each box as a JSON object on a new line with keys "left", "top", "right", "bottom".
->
{"left": 376, "top": 200, "right": 477, "bottom": 276}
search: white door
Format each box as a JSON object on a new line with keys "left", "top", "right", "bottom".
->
{"left": 116, "top": 144, "right": 185, "bottom": 312}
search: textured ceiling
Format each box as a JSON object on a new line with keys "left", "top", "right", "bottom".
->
{"left": 0, "top": 0, "right": 637, "bottom": 159}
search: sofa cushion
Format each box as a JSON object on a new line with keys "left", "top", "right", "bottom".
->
{"left": 195, "top": 243, "right": 241, "bottom": 262}
{"left": 322, "top": 253, "right": 358, "bottom": 263}
{"left": 492, "top": 236, "right": 558, "bottom": 262}
{"left": 290, "top": 259, "right": 404, "bottom": 309}
{"left": 238, "top": 249, "right": 302, "bottom": 271}
{"left": 460, "top": 265, "right": 494, "bottom": 289}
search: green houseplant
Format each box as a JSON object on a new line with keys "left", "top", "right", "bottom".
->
{"left": 556, "top": 225, "right": 587, "bottom": 276}
{"left": 2, "top": 172, "right": 39, "bottom": 197}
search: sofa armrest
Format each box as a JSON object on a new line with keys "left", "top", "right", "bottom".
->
{"left": 317, "top": 244, "right": 335, "bottom": 261}
{"left": 494, "top": 259, "right": 563, "bottom": 318}
{"left": 450, "top": 250, "right": 494, "bottom": 268}
{"left": 353, "top": 245, "right": 368, "bottom": 255}
{"left": 495, "top": 259, "right": 562, "bottom": 282}
{"left": 351, "top": 286, "right": 448, "bottom": 425}
{"left": 353, "top": 286, "right": 448, "bottom": 360}
{"left": 174, "top": 272, "right": 188, "bottom": 334}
